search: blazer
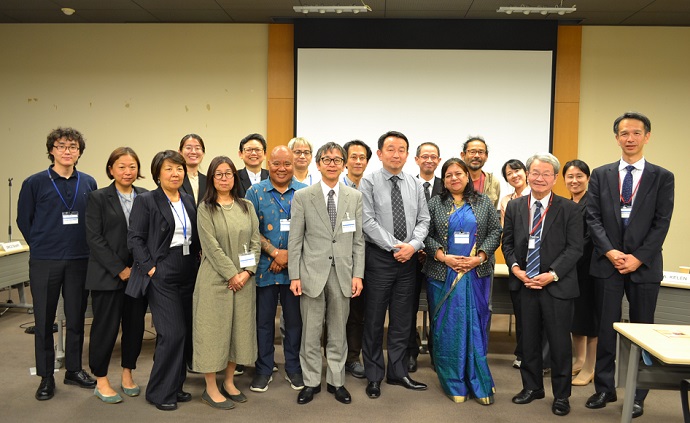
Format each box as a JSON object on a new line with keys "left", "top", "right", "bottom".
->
{"left": 180, "top": 171, "right": 206, "bottom": 204}
{"left": 237, "top": 168, "right": 269, "bottom": 198}
{"left": 126, "top": 187, "right": 200, "bottom": 298}
{"left": 417, "top": 175, "right": 443, "bottom": 199}
{"left": 85, "top": 183, "right": 147, "bottom": 291}
{"left": 501, "top": 193, "right": 583, "bottom": 299}
{"left": 423, "top": 193, "right": 502, "bottom": 281}
{"left": 288, "top": 182, "right": 365, "bottom": 298}
{"left": 586, "top": 160, "right": 674, "bottom": 283}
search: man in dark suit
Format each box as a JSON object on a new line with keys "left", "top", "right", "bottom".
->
{"left": 502, "top": 152, "right": 583, "bottom": 417}
{"left": 406, "top": 142, "right": 442, "bottom": 372}
{"left": 237, "top": 133, "right": 269, "bottom": 198}
{"left": 585, "top": 112, "right": 674, "bottom": 419}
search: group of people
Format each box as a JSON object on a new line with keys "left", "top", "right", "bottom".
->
{"left": 17, "top": 111, "right": 673, "bottom": 418}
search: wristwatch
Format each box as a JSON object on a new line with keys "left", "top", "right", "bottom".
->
{"left": 549, "top": 270, "right": 559, "bottom": 281}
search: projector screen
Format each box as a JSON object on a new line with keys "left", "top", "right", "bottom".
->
{"left": 295, "top": 47, "right": 554, "bottom": 199}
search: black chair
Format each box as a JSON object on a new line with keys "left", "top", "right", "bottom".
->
{"left": 682, "top": 379, "right": 690, "bottom": 423}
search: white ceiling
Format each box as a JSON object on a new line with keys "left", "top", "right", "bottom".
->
{"left": 1, "top": 0, "right": 689, "bottom": 26}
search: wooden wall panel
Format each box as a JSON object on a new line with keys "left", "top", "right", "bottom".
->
{"left": 267, "top": 24, "right": 295, "bottom": 151}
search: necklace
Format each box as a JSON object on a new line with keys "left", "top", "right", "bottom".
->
{"left": 220, "top": 201, "right": 234, "bottom": 211}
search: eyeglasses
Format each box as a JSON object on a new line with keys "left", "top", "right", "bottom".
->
{"left": 465, "top": 149, "right": 486, "bottom": 156}
{"left": 529, "top": 171, "right": 555, "bottom": 179}
{"left": 54, "top": 144, "right": 79, "bottom": 153}
{"left": 183, "top": 146, "right": 204, "bottom": 153}
{"left": 320, "top": 157, "right": 344, "bottom": 166}
{"left": 419, "top": 154, "right": 439, "bottom": 161}
{"left": 444, "top": 172, "right": 466, "bottom": 180}
{"left": 293, "top": 150, "right": 311, "bottom": 157}
{"left": 243, "top": 147, "right": 263, "bottom": 154}
{"left": 213, "top": 171, "right": 234, "bottom": 180}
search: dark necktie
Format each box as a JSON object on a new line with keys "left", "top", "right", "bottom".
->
{"left": 327, "top": 189, "right": 336, "bottom": 229}
{"left": 423, "top": 181, "right": 431, "bottom": 202}
{"left": 391, "top": 176, "right": 407, "bottom": 241}
{"left": 526, "top": 201, "right": 542, "bottom": 278}
{"left": 621, "top": 165, "right": 635, "bottom": 227}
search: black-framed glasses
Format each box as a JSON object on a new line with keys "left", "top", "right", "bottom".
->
{"left": 320, "top": 157, "right": 344, "bottom": 165}
{"left": 243, "top": 147, "right": 263, "bottom": 154}
{"left": 213, "top": 171, "right": 234, "bottom": 180}
{"left": 53, "top": 144, "right": 79, "bottom": 153}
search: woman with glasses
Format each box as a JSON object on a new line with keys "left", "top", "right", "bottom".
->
{"left": 192, "top": 156, "right": 260, "bottom": 410}
{"left": 423, "top": 158, "right": 502, "bottom": 404}
{"left": 562, "top": 159, "right": 597, "bottom": 386}
{"left": 288, "top": 137, "right": 320, "bottom": 186}
{"left": 86, "top": 147, "right": 148, "bottom": 404}
{"left": 179, "top": 133, "right": 207, "bottom": 203}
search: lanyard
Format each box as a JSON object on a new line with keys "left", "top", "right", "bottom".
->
{"left": 528, "top": 193, "right": 553, "bottom": 236}
{"left": 169, "top": 200, "right": 188, "bottom": 241}
{"left": 47, "top": 168, "right": 80, "bottom": 211}
{"left": 270, "top": 189, "right": 293, "bottom": 217}
{"left": 618, "top": 172, "right": 643, "bottom": 205}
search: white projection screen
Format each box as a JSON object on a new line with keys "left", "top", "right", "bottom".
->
{"left": 295, "top": 47, "right": 554, "bottom": 199}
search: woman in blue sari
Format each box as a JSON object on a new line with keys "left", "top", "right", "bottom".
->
{"left": 423, "top": 158, "right": 502, "bottom": 404}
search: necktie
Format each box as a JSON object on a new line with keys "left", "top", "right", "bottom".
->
{"left": 526, "top": 201, "right": 542, "bottom": 278}
{"left": 621, "top": 165, "right": 635, "bottom": 227}
{"left": 327, "top": 189, "right": 336, "bottom": 229}
{"left": 391, "top": 176, "right": 407, "bottom": 241}
{"left": 423, "top": 181, "right": 431, "bottom": 202}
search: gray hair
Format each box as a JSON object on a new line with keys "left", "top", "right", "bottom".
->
{"left": 288, "top": 137, "right": 314, "bottom": 152}
{"left": 526, "top": 152, "right": 560, "bottom": 175}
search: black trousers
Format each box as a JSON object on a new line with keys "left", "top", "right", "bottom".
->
{"left": 29, "top": 259, "right": 88, "bottom": 377}
{"left": 520, "top": 287, "right": 573, "bottom": 400}
{"left": 145, "top": 248, "right": 195, "bottom": 405}
{"left": 255, "top": 283, "right": 302, "bottom": 375}
{"left": 89, "top": 288, "right": 148, "bottom": 377}
{"left": 510, "top": 288, "right": 551, "bottom": 365}
{"left": 594, "top": 275, "right": 659, "bottom": 401}
{"left": 345, "top": 289, "right": 366, "bottom": 364}
{"left": 362, "top": 244, "right": 417, "bottom": 382}
{"left": 406, "top": 262, "right": 425, "bottom": 359}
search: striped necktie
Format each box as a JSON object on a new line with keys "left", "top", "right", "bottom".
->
{"left": 526, "top": 201, "right": 542, "bottom": 278}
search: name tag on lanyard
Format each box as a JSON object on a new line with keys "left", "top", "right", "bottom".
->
{"left": 454, "top": 231, "right": 470, "bottom": 244}
{"left": 280, "top": 218, "right": 291, "bottom": 232}
{"left": 62, "top": 211, "right": 78, "bottom": 225}
{"left": 621, "top": 205, "right": 632, "bottom": 220}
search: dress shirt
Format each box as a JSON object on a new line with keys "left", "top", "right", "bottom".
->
{"left": 320, "top": 180, "right": 340, "bottom": 211}
{"left": 417, "top": 175, "right": 436, "bottom": 199}
{"left": 293, "top": 172, "right": 320, "bottom": 186}
{"left": 169, "top": 199, "right": 191, "bottom": 247}
{"left": 342, "top": 174, "right": 358, "bottom": 189}
{"left": 360, "top": 168, "right": 430, "bottom": 252}
{"left": 618, "top": 157, "right": 645, "bottom": 205}
{"left": 245, "top": 178, "right": 308, "bottom": 287}
{"left": 529, "top": 192, "right": 552, "bottom": 232}
{"left": 246, "top": 168, "right": 262, "bottom": 185}
{"left": 116, "top": 190, "right": 136, "bottom": 228}
{"left": 188, "top": 172, "right": 200, "bottom": 202}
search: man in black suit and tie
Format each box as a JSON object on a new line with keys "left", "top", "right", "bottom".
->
{"left": 406, "top": 142, "right": 442, "bottom": 372}
{"left": 236, "top": 133, "right": 269, "bottom": 198}
{"left": 584, "top": 112, "right": 674, "bottom": 419}
{"left": 502, "top": 152, "right": 583, "bottom": 417}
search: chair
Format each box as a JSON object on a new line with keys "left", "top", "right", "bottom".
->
{"left": 681, "top": 379, "right": 690, "bottom": 423}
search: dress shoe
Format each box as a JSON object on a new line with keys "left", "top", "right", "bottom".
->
{"left": 297, "top": 385, "right": 321, "bottom": 404}
{"left": 585, "top": 391, "right": 617, "bottom": 409}
{"left": 512, "top": 388, "right": 546, "bottom": 404}
{"left": 220, "top": 384, "right": 247, "bottom": 403}
{"left": 64, "top": 369, "right": 96, "bottom": 389}
{"left": 345, "top": 361, "right": 366, "bottom": 379}
{"left": 154, "top": 403, "right": 177, "bottom": 411}
{"left": 201, "top": 390, "right": 235, "bottom": 410}
{"left": 386, "top": 376, "right": 427, "bottom": 391}
{"left": 176, "top": 390, "right": 192, "bottom": 402}
{"left": 35, "top": 375, "right": 55, "bottom": 401}
{"left": 327, "top": 384, "right": 352, "bottom": 404}
{"left": 552, "top": 398, "right": 570, "bottom": 416}
{"left": 407, "top": 356, "right": 418, "bottom": 373}
{"left": 366, "top": 381, "right": 381, "bottom": 399}
{"left": 94, "top": 387, "right": 123, "bottom": 404}
{"left": 632, "top": 399, "right": 644, "bottom": 418}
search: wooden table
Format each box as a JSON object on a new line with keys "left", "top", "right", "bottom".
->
{"left": 614, "top": 323, "right": 690, "bottom": 423}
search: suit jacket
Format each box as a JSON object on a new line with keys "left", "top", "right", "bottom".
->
{"left": 237, "top": 168, "right": 269, "bottom": 198}
{"left": 502, "top": 193, "right": 583, "bottom": 299}
{"left": 85, "top": 183, "right": 147, "bottom": 291}
{"left": 180, "top": 171, "right": 206, "bottom": 204}
{"left": 126, "top": 187, "right": 200, "bottom": 298}
{"left": 288, "top": 182, "right": 365, "bottom": 298}
{"left": 417, "top": 175, "right": 443, "bottom": 199}
{"left": 586, "top": 160, "right": 674, "bottom": 283}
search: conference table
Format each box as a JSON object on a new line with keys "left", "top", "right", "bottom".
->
{"left": 614, "top": 322, "right": 690, "bottom": 423}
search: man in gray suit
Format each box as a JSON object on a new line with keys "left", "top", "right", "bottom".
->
{"left": 288, "top": 142, "right": 365, "bottom": 405}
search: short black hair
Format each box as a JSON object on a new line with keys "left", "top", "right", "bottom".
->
{"left": 562, "top": 159, "right": 591, "bottom": 178}
{"left": 343, "top": 139, "right": 372, "bottom": 161}
{"left": 416, "top": 142, "right": 440, "bottom": 157}
{"left": 239, "top": 133, "right": 267, "bottom": 152}
{"left": 613, "top": 112, "right": 651, "bottom": 134}
{"left": 462, "top": 136, "right": 488, "bottom": 154}
{"left": 106, "top": 147, "right": 145, "bottom": 180}
{"left": 45, "top": 127, "right": 86, "bottom": 164}
{"left": 378, "top": 130, "right": 409, "bottom": 151}
{"left": 315, "top": 142, "right": 346, "bottom": 164}
{"left": 501, "top": 159, "right": 527, "bottom": 181}
{"left": 151, "top": 150, "right": 186, "bottom": 185}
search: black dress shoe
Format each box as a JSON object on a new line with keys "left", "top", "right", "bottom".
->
{"left": 155, "top": 403, "right": 177, "bottom": 411}
{"left": 297, "top": 385, "right": 321, "bottom": 404}
{"left": 176, "top": 390, "right": 192, "bottom": 402}
{"left": 585, "top": 391, "right": 617, "bottom": 409}
{"left": 512, "top": 388, "right": 546, "bottom": 404}
{"left": 36, "top": 375, "right": 55, "bottom": 401}
{"left": 386, "top": 376, "right": 427, "bottom": 391}
{"left": 552, "top": 398, "right": 570, "bottom": 416}
{"left": 366, "top": 381, "right": 381, "bottom": 399}
{"left": 327, "top": 384, "right": 352, "bottom": 404}
{"left": 632, "top": 399, "right": 644, "bottom": 418}
{"left": 407, "top": 356, "right": 418, "bottom": 373}
{"left": 64, "top": 369, "right": 96, "bottom": 389}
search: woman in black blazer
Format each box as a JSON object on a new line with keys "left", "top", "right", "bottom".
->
{"left": 178, "top": 133, "right": 207, "bottom": 204}
{"left": 86, "top": 147, "right": 148, "bottom": 404}
{"left": 126, "top": 150, "right": 200, "bottom": 411}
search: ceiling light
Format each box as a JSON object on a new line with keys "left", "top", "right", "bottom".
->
{"left": 293, "top": 5, "right": 372, "bottom": 15}
{"left": 61, "top": 7, "right": 76, "bottom": 16}
{"left": 497, "top": 4, "right": 576, "bottom": 16}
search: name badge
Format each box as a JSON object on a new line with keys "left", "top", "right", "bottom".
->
{"left": 239, "top": 253, "right": 256, "bottom": 268}
{"left": 621, "top": 206, "right": 632, "bottom": 219}
{"left": 342, "top": 219, "right": 356, "bottom": 233}
{"left": 528, "top": 236, "right": 538, "bottom": 250}
{"left": 62, "top": 211, "right": 79, "bottom": 225}
{"left": 183, "top": 239, "right": 190, "bottom": 256}
{"left": 454, "top": 231, "right": 470, "bottom": 244}
{"left": 280, "top": 218, "right": 291, "bottom": 232}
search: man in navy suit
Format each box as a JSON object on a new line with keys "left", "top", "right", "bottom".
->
{"left": 585, "top": 112, "right": 674, "bottom": 419}
{"left": 236, "top": 133, "right": 269, "bottom": 198}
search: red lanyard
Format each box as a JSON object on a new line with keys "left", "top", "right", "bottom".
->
{"left": 618, "top": 171, "right": 642, "bottom": 205}
{"left": 528, "top": 193, "right": 553, "bottom": 236}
